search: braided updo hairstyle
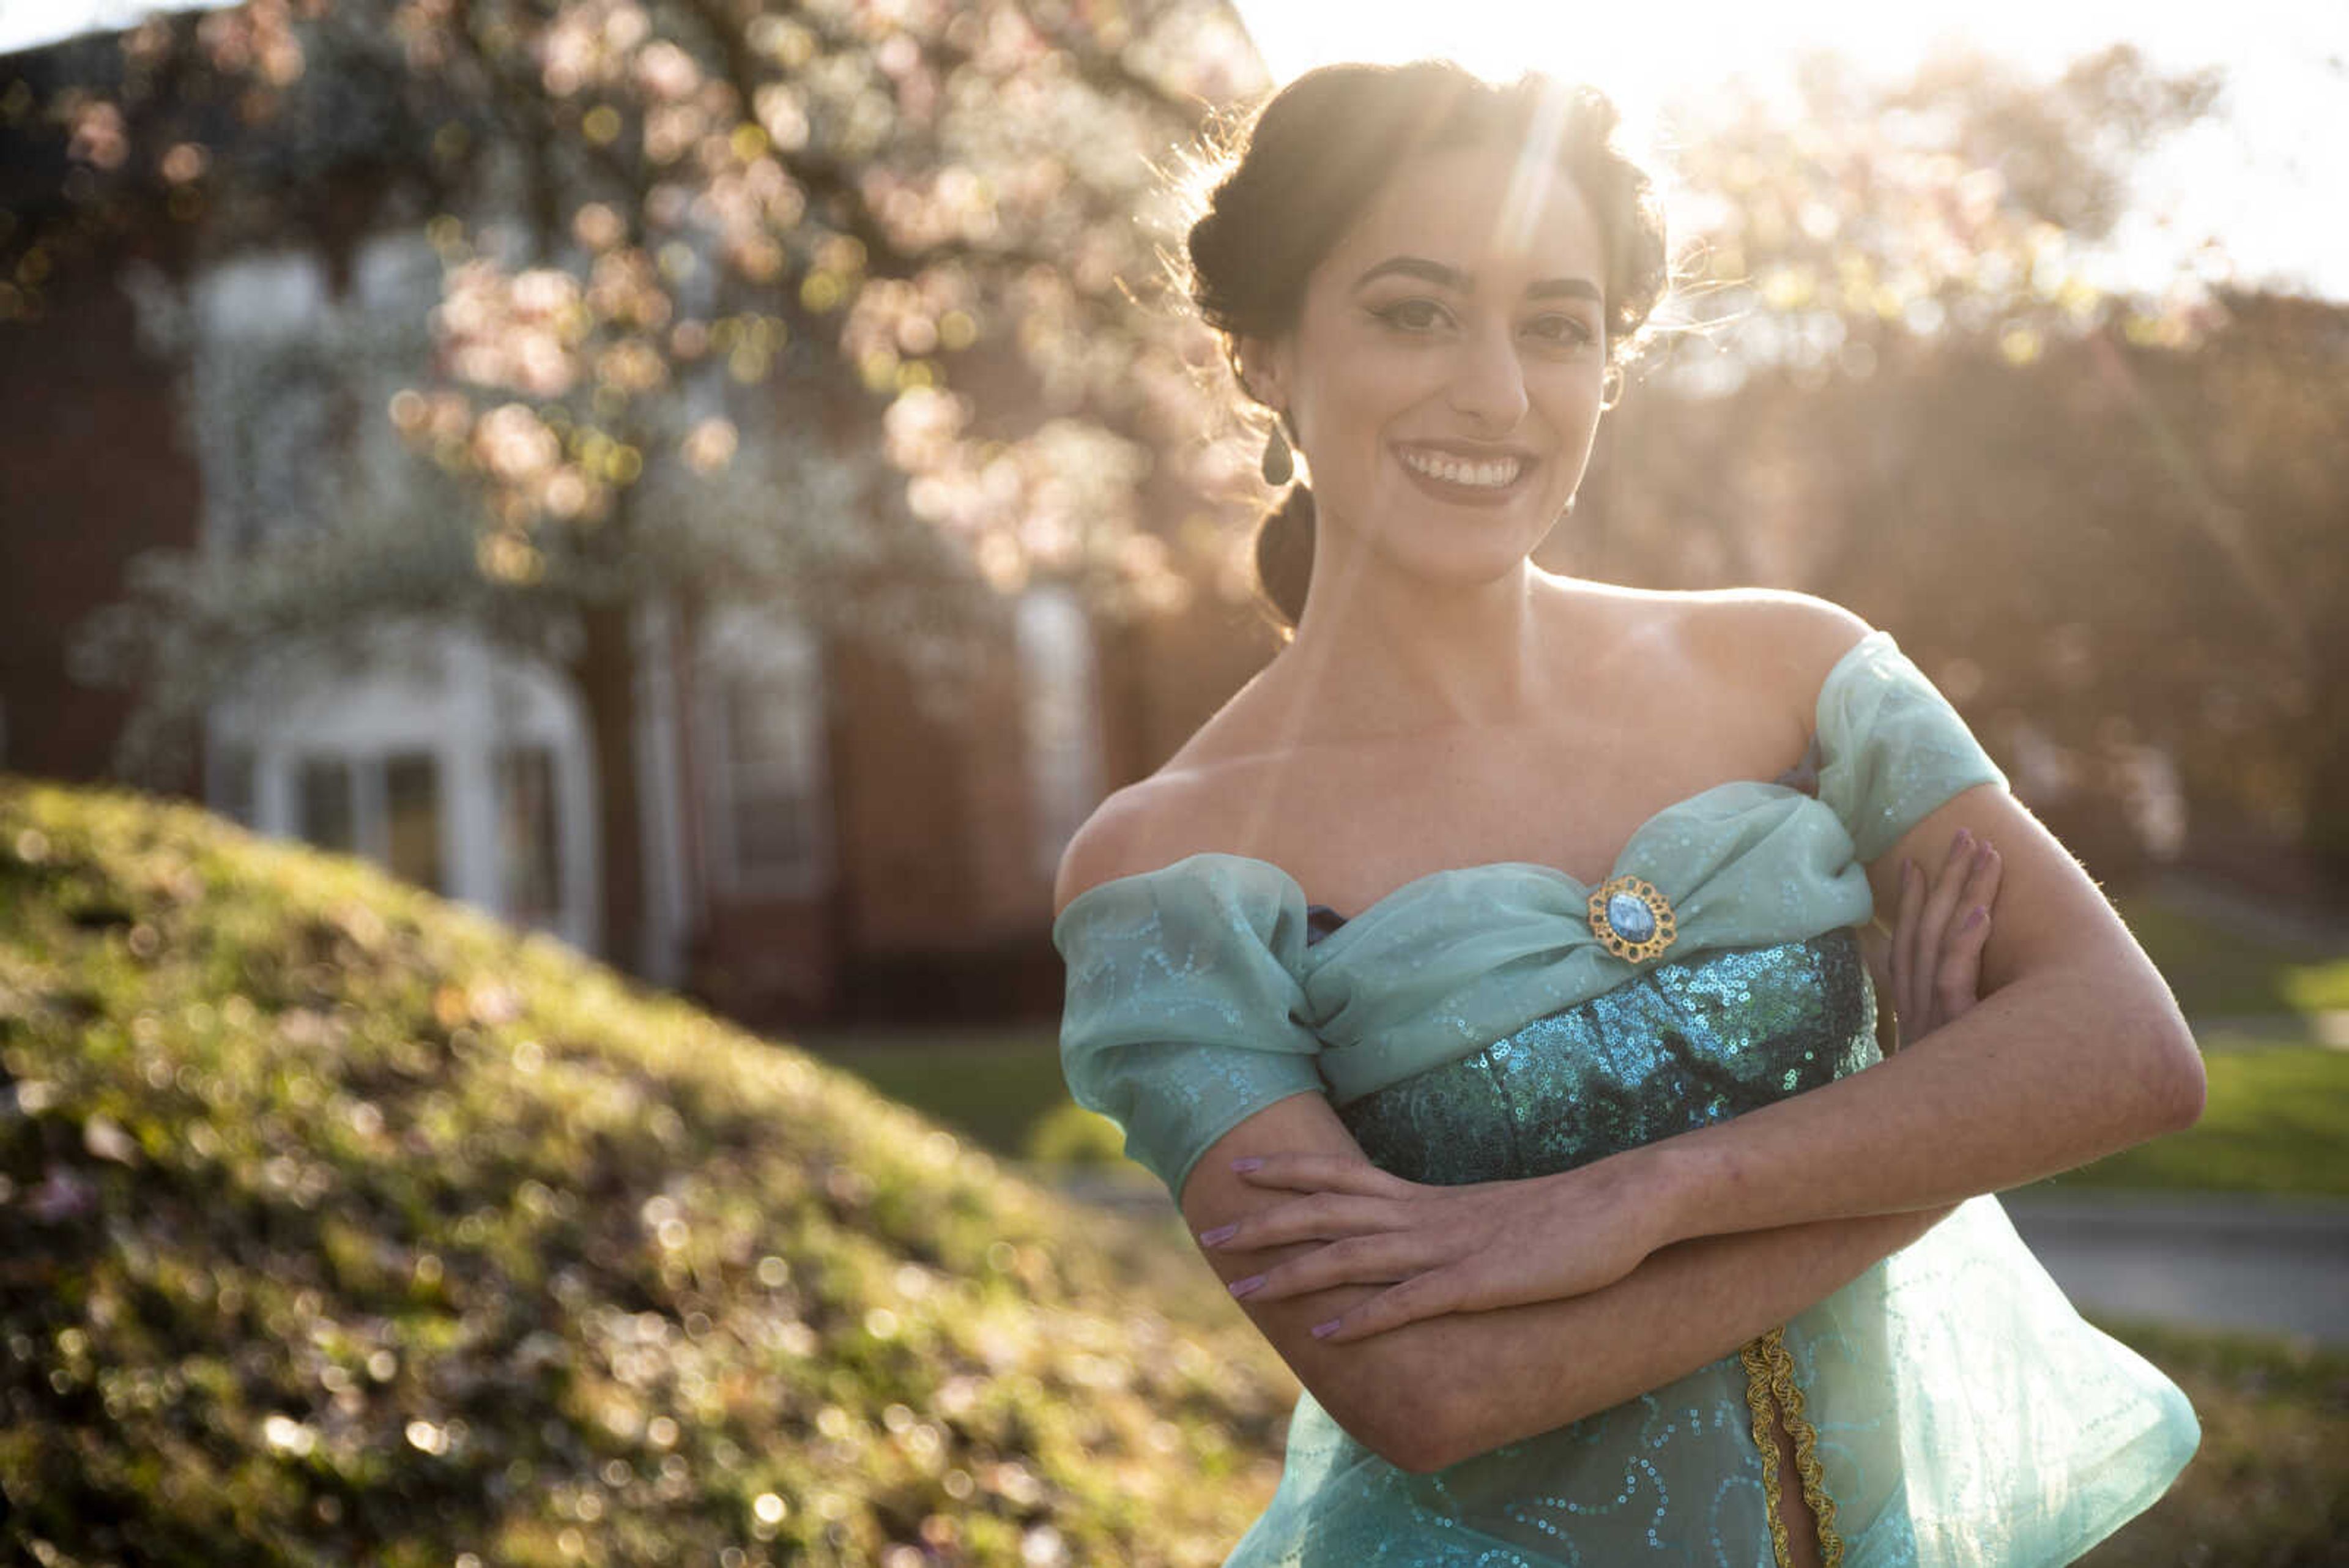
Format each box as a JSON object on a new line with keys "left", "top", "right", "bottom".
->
{"left": 1182, "top": 61, "right": 1671, "bottom": 630}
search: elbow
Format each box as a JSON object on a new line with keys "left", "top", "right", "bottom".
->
{"left": 2132, "top": 1001, "right": 2205, "bottom": 1135}
{"left": 1383, "top": 1422, "right": 1461, "bottom": 1477}
{"left": 2156, "top": 1020, "right": 2206, "bottom": 1133}
{"left": 1364, "top": 1433, "right": 1443, "bottom": 1476}
{"left": 1335, "top": 1380, "right": 1460, "bottom": 1476}
{"left": 1367, "top": 1383, "right": 1589, "bottom": 1476}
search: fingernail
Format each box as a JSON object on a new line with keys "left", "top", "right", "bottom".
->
{"left": 1200, "top": 1224, "right": 1238, "bottom": 1246}
{"left": 1953, "top": 828, "right": 1973, "bottom": 851}
{"left": 1311, "top": 1319, "right": 1341, "bottom": 1339}
{"left": 1231, "top": 1157, "right": 1263, "bottom": 1172}
{"left": 1962, "top": 906, "right": 1987, "bottom": 931}
{"left": 1228, "top": 1274, "right": 1265, "bottom": 1298}
{"left": 1902, "top": 859, "right": 1917, "bottom": 883}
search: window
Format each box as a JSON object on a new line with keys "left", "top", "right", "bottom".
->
{"left": 497, "top": 745, "right": 564, "bottom": 928}
{"left": 384, "top": 751, "right": 444, "bottom": 894}
{"left": 297, "top": 757, "right": 355, "bottom": 852}
{"left": 209, "top": 743, "right": 259, "bottom": 829}
{"left": 294, "top": 751, "right": 446, "bottom": 893}
{"left": 699, "top": 609, "right": 827, "bottom": 895}
{"left": 1015, "top": 586, "right": 1103, "bottom": 879}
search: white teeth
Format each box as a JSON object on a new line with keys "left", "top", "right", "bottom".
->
{"left": 1398, "top": 447, "right": 1523, "bottom": 488}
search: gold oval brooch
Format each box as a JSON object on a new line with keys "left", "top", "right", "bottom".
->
{"left": 1587, "top": 874, "right": 1677, "bottom": 964}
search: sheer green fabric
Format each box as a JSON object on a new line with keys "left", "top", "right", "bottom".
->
{"left": 1052, "top": 630, "right": 2198, "bottom": 1566}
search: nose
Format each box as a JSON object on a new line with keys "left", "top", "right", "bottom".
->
{"left": 1446, "top": 317, "right": 1529, "bottom": 429}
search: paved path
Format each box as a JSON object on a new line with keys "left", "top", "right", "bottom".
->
{"left": 2000, "top": 1191, "right": 2349, "bottom": 1344}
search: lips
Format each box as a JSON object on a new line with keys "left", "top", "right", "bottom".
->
{"left": 1392, "top": 442, "right": 1536, "bottom": 496}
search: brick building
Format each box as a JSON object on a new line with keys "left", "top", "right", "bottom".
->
{"left": 0, "top": 23, "right": 1275, "bottom": 1028}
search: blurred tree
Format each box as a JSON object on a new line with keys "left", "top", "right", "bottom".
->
{"left": 1657, "top": 43, "right": 2226, "bottom": 370}
{"left": 2, "top": 0, "right": 1264, "bottom": 969}
{"left": 7, "top": 15, "right": 2335, "bottom": 966}
{"left": 1603, "top": 297, "right": 2346, "bottom": 886}
{"left": 1557, "top": 46, "right": 2349, "bottom": 890}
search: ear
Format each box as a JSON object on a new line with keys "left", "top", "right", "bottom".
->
{"left": 1234, "top": 333, "right": 1289, "bottom": 412}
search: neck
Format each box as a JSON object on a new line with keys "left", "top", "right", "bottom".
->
{"left": 1279, "top": 532, "right": 1564, "bottom": 739}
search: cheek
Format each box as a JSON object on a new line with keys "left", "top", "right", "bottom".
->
{"left": 1538, "top": 369, "right": 1606, "bottom": 431}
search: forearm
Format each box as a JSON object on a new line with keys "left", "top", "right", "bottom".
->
{"left": 1386, "top": 1202, "right": 1950, "bottom": 1472}
{"left": 1636, "top": 958, "right": 2202, "bottom": 1249}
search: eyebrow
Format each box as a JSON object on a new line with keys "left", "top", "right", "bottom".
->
{"left": 1353, "top": 255, "right": 1602, "bottom": 305}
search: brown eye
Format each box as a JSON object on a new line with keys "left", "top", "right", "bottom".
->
{"left": 1525, "top": 314, "right": 1594, "bottom": 347}
{"left": 1373, "top": 299, "right": 1450, "bottom": 332}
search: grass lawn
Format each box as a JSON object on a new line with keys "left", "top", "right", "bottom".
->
{"left": 796, "top": 1028, "right": 1067, "bottom": 1161}
{"left": 2042, "top": 1044, "right": 2349, "bottom": 1198}
{"left": 2113, "top": 891, "right": 2349, "bottom": 1022}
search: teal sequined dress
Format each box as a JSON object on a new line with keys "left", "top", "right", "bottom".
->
{"left": 1052, "top": 632, "right": 2199, "bottom": 1567}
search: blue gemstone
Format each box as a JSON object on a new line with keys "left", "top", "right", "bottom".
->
{"left": 1605, "top": 891, "right": 1657, "bottom": 942}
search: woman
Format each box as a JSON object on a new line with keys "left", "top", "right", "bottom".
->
{"left": 1050, "top": 61, "right": 2202, "bottom": 1567}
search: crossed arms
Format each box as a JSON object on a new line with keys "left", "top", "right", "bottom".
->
{"left": 1170, "top": 782, "right": 2202, "bottom": 1474}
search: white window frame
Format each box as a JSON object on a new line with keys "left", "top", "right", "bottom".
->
{"left": 694, "top": 604, "right": 831, "bottom": 899}
{"left": 1015, "top": 584, "right": 1105, "bottom": 881}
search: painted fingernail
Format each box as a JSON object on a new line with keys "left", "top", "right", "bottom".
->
{"left": 1228, "top": 1274, "right": 1265, "bottom": 1298}
{"left": 1953, "top": 828, "right": 1973, "bottom": 852}
{"left": 1231, "top": 1157, "right": 1263, "bottom": 1172}
{"left": 1200, "top": 1224, "right": 1238, "bottom": 1246}
{"left": 1311, "top": 1319, "right": 1341, "bottom": 1339}
{"left": 1902, "top": 858, "right": 1918, "bottom": 883}
{"left": 1962, "top": 906, "right": 1987, "bottom": 931}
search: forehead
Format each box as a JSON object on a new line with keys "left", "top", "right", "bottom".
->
{"left": 1317, "top": 141, "right": 1606, "bottom": 297}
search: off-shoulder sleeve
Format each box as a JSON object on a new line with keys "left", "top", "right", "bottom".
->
{"left": 1815, "top": 630, "right": 2010, "bottom": 865}
{"left": 1052, "top": 855, "right": 1329, "bottom": 1202}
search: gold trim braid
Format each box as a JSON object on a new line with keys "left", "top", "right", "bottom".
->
{"left": 1739, "top": 1325, "right": 1844, "bottom": 1568}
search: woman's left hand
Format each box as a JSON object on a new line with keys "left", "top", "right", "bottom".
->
{"left": 1201, "top": 1148, "right": 1669, "bottom": 1344}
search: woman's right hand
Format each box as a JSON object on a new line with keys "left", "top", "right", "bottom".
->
{"left": 1889, "top": 827, "right": 2003, "bottom": 1046}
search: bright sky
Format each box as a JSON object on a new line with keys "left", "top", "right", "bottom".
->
{"left": 5, "top": 0, "right": 2342, "bottom": 300}
{"left": 1237, "top": 0, "right": 2348, "bottom": 303}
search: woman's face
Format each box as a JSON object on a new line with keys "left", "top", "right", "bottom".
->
{"left": 1244, "top": 140, "right": 1611, "bottom": 592}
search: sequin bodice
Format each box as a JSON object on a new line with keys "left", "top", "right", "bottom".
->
{"left": 1339, "top": 931, "right": 1876, "bottom": 1186}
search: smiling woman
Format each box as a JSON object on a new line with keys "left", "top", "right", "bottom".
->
{"left": 1185, "top": 62, "right": 1663, "bottom": 631}
{"left": 1053, "top": 59, "right": 2202, "bottom": 1568}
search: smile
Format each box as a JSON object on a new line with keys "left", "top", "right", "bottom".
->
{"left": 1393, "top": 444, "right": 1531, "bottom": 492}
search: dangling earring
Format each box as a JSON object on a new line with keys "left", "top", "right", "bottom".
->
{"left": 1261, "top": 418, "right": 1294, "bottom": 487}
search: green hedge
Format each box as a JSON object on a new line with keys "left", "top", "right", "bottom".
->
{"left": 0, "top": 778, "right": 1294, "bottom": 1567}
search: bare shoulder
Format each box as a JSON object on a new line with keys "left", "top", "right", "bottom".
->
{"left": 1052, "top": 779, "right": 1179, "bottom": 919}
{"left": 1666, "top": 587, "right": 1876, "bottom": 713}
{"left": 1050, "top": 760, "right": 1256, "bottom": 920}
{"left": 1545, "top": 579, "right": 1872, "bottom": 716}
{"left": 1053, "top": 666, "right": 1297, "bottom": 918}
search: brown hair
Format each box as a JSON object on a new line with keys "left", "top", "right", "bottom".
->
{"left": 1181, "top": 61, "right": 1671, "bottom": 629}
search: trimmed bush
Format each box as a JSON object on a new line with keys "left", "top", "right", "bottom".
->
{"left": 0, "top": 778, "right": 1295, "bottom": 1567}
